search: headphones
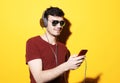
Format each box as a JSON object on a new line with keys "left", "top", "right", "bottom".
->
{"left": 40, "top": 11, "right": 48, "bottom": 28}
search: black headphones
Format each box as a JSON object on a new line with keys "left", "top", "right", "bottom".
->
{"left": 40, "top": 11, "right": 48, "bottom": 28}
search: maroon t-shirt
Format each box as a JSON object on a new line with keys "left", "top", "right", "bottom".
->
{"left": 26, "top": 36, "right": 69, "bottom": 83}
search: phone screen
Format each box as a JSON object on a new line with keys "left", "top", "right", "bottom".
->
{"left": 78, "top": 49, "right": 88, "bottom": 56}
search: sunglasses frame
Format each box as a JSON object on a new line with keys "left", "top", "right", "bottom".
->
{"left": 48, "top": 20, "right": 65, "bottom": 27}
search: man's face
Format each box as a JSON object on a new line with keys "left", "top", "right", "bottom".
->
{"left": 46, "top": 15, "right": 65, "bottom": 37}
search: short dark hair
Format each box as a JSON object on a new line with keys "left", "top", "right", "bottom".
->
{"left": 43, "top": 7, "right": 65, "bottom": 20}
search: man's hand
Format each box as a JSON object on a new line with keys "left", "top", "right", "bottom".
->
{"left": 65, "top": 55, "right": 85, "bottom": 70}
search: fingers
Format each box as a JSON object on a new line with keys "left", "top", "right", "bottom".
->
{"left": 77, "top": 55, "right": 85, "bottom": 59}
{"left": 67, "top": 54, "right": 85, "bottom": 70}
{"left": 70, "top": 54, "right": 85, "bottom": 60}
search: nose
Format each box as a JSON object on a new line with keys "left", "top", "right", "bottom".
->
{"left": 56, "top": 23, "right": 63, "bottom": 28}
{"left": 56, "top": 24, "right": 63, "bottom": 30}
{"left": 56, "top": 22, "right": 61, "bottom": 27}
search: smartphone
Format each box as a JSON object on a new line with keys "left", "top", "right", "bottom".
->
{"left": 78, "top": 49, "right": 88, "bottom": 56}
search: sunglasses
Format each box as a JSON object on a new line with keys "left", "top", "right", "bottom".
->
{"left": 49, "top": 20, "right": 65, "bottom": 27}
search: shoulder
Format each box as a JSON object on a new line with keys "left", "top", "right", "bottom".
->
{"left": 26, "top": 36, "right": 40, "bottom": 43}
{"left": 57, "top": 41, "right": 65, "bottom": 46}
{"left": 57, "top": 41, "right": 68, "bottom": 50}
{"left": 26, "top": 36, "right": 42, "bottom": 47}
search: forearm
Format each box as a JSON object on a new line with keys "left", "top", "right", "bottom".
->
{"left": 36, "top": 62, "right": 68, "bottom": 83}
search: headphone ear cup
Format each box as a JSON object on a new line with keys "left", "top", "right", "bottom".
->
{"left": 40, "top": 17, "right": 48, "bottom": 28}
{"left": 42, "top": 17, "right": 48, "bottom": 27}
{"left": 40, "top": 11, "right": 48, "bottom": 28}
{"left": 40, "top": 18, "right": 45, "bottom": 27}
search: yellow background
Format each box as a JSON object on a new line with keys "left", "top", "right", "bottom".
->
{"left": 0, "top": 0, "right": 120, "bottom": 83}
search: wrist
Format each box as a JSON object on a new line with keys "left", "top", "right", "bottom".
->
{"left": 61, "top": 62, "right": 69, "bottom": 72}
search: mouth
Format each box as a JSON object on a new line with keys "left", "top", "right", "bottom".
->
{"left": 55, "top": 29, "right": 63, "bottom": 33}
{"left": 54, "top": 27, "right": 63, "bottom": 32}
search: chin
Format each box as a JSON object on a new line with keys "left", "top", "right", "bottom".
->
{"left": 55, "top": 31, "right": 61, "bottom": 35}
{"left": 54, "top": 33, "right": 61, "bottom": 37}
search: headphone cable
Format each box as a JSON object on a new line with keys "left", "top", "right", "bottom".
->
{"left": 42, "top": 28, "right": 58, "bottom": 66}
{"left": 83, "top": 56, "right": 87, "bottom": 83}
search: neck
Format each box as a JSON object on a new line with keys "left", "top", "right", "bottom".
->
{"left": 41, "top": 32, "right": 57, "bottom": 45}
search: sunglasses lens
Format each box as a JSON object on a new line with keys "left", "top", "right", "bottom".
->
{"left": 52, "top": 21, "right": 59, "bottom": 26}
{"left": 60, "top": 21, "right": 65, "bottom": 26}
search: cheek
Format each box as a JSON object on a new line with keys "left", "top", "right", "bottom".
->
{"left": 47, "top": 25, "right": 54, "bottom": 32}
{"left": 47, "top": 21, "right": 52, "bottom": 27}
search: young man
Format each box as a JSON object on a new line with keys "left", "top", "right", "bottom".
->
{"left": 26, "top": 7, "right": 85, "bottom": 83}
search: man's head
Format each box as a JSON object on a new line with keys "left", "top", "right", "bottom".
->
{"left": 40, "top": 7, "right": 66, "bottom": 36}
{"left": 41, "top": 7, "right": 65, "bottom": 27}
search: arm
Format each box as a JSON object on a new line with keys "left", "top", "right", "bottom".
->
{"left": 28, "top": 59, "right": 67, "bottom": 83}
{"left": 28, "top": 55, "right": 85, "bottom": 83}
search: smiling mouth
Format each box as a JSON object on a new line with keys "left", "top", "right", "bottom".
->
{"left": 55, "top": 28, "right": 63, "bottom": 32}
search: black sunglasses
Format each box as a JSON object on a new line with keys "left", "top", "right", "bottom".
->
{"left": 49, "top": 20, "right": 65, "bottom": 27}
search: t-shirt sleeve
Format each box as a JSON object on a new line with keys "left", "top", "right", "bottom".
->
{"left": 25, "top": 39, "right": 41, "bottom": 64}
{"left": 65, "top": 49, "right": 70, "bottom": 62}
